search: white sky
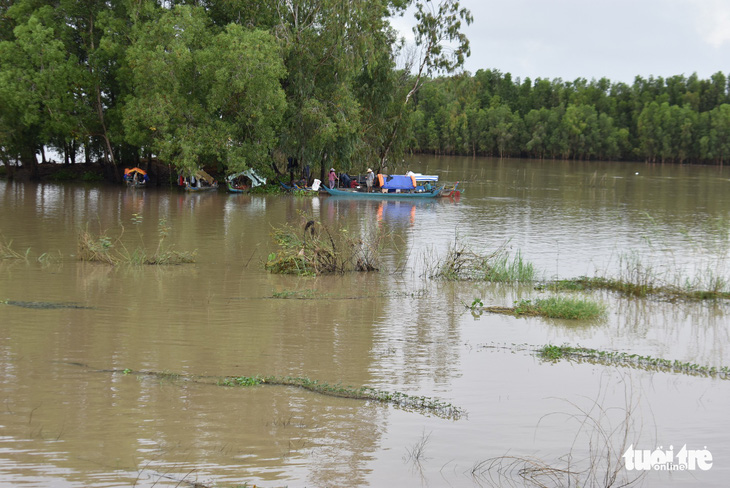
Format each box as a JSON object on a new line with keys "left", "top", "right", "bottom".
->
{"left": 391, "top": 0, "right": 730, "bottom": 84}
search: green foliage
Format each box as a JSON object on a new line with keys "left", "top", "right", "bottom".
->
{"left": 407, "top": 69, "right": 730, "bottom": 163}
{"left": 124, "top": 6, "right": 286, "bottom": 175}
{"left": 513, "top": 297, "right": 606, "bottom": 320}
{"left": 538, "top": 344, "right": 730, "bottom": 379}
{"left": 77, "top": 220, "right": 196, "bottom": 266}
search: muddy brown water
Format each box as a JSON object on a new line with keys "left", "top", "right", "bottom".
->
{"left": 2, "top": 157, "right": 730, "bottom": 487}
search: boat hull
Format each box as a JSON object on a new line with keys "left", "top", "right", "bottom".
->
{"left": 323, "top": 186, "right": 442, "bottom": 199}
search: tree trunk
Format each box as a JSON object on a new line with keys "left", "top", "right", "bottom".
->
{"left": 20, "top": 145, "right": 39, "bottom": 180}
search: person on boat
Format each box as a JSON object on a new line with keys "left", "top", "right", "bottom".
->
{"left": 328, "top": 168, "right": 337, "bottom": 189}
{"left": 366, "top": 168, "right": 375, "bottom": 192}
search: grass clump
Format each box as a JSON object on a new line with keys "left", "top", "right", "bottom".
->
{"left": 430, "top": 241, "right": 536, "bottom": 282}
{"left": 265, "top": 216, "right": 384, "bottom": 275}
{"left": 514, "top": 297, "right": 606, "bottom": 320}
{"left": 473, "top": 296, "right": 606, "bottom": 320}
{"left": 77, "top": 218, "right": 196, "bottom": 266}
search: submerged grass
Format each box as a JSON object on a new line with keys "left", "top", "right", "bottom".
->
{"left": 429, "top": 241, "right": 536, "bottom": 282}
{"left": 538, "top": 344, "right": 730, "bottom": 379}
{"left": 474, "top": 296, "right": 606, "bottom": 320}
{"left": 514, "top": 297, "right": 607, "bottom": 320}
{"left": 78, "top": 364, "right": 465, "bottom": 420}
{"left": 217, "top": 375, "right": 464, "bottom": 419}
{"left": 77, "top": 218, "right": 196, "bottom": 266}
{"left": 540, "top": 250, "right": 730, "bottom": 301}
{"left": 541, "top": 276, "right": 730, "bottom": 301}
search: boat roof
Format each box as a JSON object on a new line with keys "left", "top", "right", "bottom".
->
{"left": 406, "top": 172, "right": 438, "bottom": 182}
{"left": 193, "top": 169, "right": 216, "bottom": 184}
{"left": 226, "top": 168, "right": 266, "bottom": 187}
{"left": 124, "top": 167, "right": 147, "bottom": 176}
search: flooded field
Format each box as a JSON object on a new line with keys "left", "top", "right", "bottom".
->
{"left": 1, "top": 156, "right": 730, "bottom": 487}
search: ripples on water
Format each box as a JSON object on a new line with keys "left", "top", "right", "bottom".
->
{"left": 1, "top": 158, "right": 730, "bottom": 487}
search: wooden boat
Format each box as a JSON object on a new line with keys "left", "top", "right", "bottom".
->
{"left": 179, "top": 169, "right": 218, "bottom": 192}
{"left": 123, "top": 167, "right": 148, "bottom": 188}
{"left": 323, "top": 186, "right": 442, "bottom": 199}
{"left": 323, "top": 174, "right": 447, "bottom": 198}
{"left": 439, "top": 182, "right": 461, "bottom": 198}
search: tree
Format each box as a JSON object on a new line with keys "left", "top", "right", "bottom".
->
{"left": 274, "top": 0, "right": 396, "bottom": 180}
{"left": 378, "top": 0, "right": 472, "bottom": 168}
{"left": 124, "top": 5, "right": 286, "bottom": 176}
{"left": 0, "top": 11, "right": 82, "bottom": 177}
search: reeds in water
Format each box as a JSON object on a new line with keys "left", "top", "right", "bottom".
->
{"left": 428, "top": 241, "right": 536, "bottom": 282}
{"left": 77, "top": 220, "right": 196, "bottom": 266}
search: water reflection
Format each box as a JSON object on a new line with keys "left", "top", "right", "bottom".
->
{"left": 2, "top": 158, "right": 730, "bottom": 487}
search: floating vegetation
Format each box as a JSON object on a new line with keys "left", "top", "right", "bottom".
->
{"left": 1, "top": 299, "right": 94, "bottom": 310}
{"left": 265, "top": 216, "right": 385, "bottom": 275}
{"left": 538, "top": 344, "right": 730, "bottom": 379}
{"left": 538, "top": 276, "right": 730, "bottom": 301}
{"left": 472, "top": 297, "right": 606, "bottom": 320}
{"left": 271, "top": 288, "right": 323, "bottom": 299}
{"left": 428, "top": 241, "right": 536, "bottom": 282}
{"left": 75, "top": 364, "right": 465, "bottom": 420}
{"left": 77, "top": 218, "right": 196, "bottom": 266}
{"left": 219, "top": 375, "right": 465, "bottom": 420}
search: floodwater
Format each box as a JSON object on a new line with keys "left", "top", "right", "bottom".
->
{"left": 1, "top": 156, "right": 730, "bottom": 487}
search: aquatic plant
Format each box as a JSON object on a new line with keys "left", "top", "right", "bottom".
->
{"left": 77, "top": 227, "right": 119, "bottom": 265}
{"left": 219, "top": 375, "right": 465, "bottom": 420}
{"left": 271, "top": 288, "right": 322, "bottom": 299}
{"left": 86, "top": 365, "right": 466, "bottom": 420}
{"left": 479, "top": 377, "right": 646, "bottom": 488}
{"left": 514, "top": 296, "right": 606, "bottom": 320}
{"left": 1, "top": 299, "right": 93, "bottom": 309}
{"left": 540, "top": 275, "right": 730, "bottom": 301}
{"left": 429, "top": 241, "right": 536, "bottom": 282}
{"left": 265, "top": 217, "right": 385, "bottom": 275}
{"left": 0, "top": 236, "right": 30, "bottom": 261}
{"left": 249, "top": 184, "right": 285, "bottom": 195}
{"left": 471, "top": 296, "right": 606, "bottom": 320}
{"left": 404, "top": 429, "right": 432, "bottom": 467}
{"left": 538, "top": 344, "right": 730, "bottom": 379}
{"left": 77, "top": 220, "right": 196, "bottom": 266}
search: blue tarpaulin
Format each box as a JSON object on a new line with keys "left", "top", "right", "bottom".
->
{"left": 381, "top": 175, "right": 415, "bottom": 190}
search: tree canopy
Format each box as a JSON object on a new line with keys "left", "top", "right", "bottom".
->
{"left": 0, "top": 0, "right": 474, "bottom": 180}
{"left": 2, "top": 0, "right": 728, "bottom": 182}
{"left": 408, "top": 70, "right": 730, "bottom": 164}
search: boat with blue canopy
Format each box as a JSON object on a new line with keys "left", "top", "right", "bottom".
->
{"left": 323, "top": 173, "right": 442, "bottom": 199}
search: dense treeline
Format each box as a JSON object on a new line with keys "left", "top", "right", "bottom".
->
{"left": 0, "top": 0, "right": 471, "bottom": 181}
{"left": 2, "top": 1, "right": 728, "bottom": 183}
{"left": 408, "top": 70, "right": 730, "bottom": 164}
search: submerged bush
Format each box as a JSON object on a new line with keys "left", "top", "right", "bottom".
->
{"left": 265, "top": 217, "right": 385, "bottom": 275}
